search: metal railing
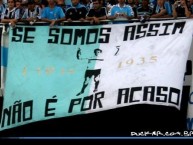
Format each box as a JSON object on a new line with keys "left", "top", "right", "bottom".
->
{"left": 0, "top": 17, "right": 191, "bottom": 26}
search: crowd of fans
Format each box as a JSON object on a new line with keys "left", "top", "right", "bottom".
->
{"left": 0, "top": 0, "right": 193, "bottom": 28}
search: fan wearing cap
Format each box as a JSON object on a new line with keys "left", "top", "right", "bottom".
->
{"left": 41, "top": 0, "right": 65, "bottom": 26}
{"left": 21, "top": 0, "right": 42, "bottom": 24}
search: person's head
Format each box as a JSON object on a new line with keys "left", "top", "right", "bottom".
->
{"left": 141, "top": 0, "right": 149, "bottom": 7}
{"left": 94, "top": 48, "right": 102, "bottom": 56}
{"left": 71, "top": 0, "right": 79, "bottom": 6}
{"left": 15, "top": 0, "right": 22, "bottom": 8}
{"left": 8, "top": 0, "right": 15, "bottom": 9}
{"left": 134, "top": 0, "right": 140, "bottom": 5}
{"left": 56, "top": 0, "right": 65, "bottom": 4}
{"left": 28, "top": 1, "right": 35, "bottom": 10}
{"left": 92, "top": 0, "right": 101, "bottom": 9}
{"left": 127, "top": 0, "right": 134, "bottom": 5}
{"left": 47, "top": 0, "right": 56, "bottom": 5}
{"left": 118, "top": 0, "right": 126, "bottom": 5}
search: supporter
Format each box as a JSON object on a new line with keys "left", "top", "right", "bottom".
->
{"left": 1, "top": 0, "right": 20, "bottom": 28}
{"left": 137, "top": 0, "right": 153, "bottom": 22}
{"left": 0, "top": 0, "right": 6, "bottom": 19}
{"left": 65, "top": 0, "right": 87, "bottom": 22}
{"left": 86, "top": 0, "right": 107, "bottom": 24}
{"left": 15, "top": 0, "right": 25, "bottom": 20}
{"left": 41, "top": 0, "right": 65, "bottom": 26}
{"left": 126, "top": 0, "right": 138, "bottom": 18}
{"left": 172, "top": 0, "right": 191, "bottom": 18}
{"left": 151, "top": 0, "right": 172, "bottom": 18}
{"left": 21, "top": 0, "right": 41, "bottom": 24}
{"left": 108, "top": 0, "right": 134, "bottom": 22}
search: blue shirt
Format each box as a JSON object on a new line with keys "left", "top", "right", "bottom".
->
{"left": 164, "top": 1, "right": 172, "bottom": 16}
{"left": 110, "top": 4, "right": 134, "bottom": 17}
{"left": 0, "top": 3, "right": 6, "bottom": 17}
{"left": 154, "top": 1, "right": 172, "bottom": 16}
{"left": 109, "top": 4, "right": 134, "bottom": 24}
{"left": 41, "top": 6, "right": 65, "bottom": 20}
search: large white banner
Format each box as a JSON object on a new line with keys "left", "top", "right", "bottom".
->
{"left": 0, "top": 19, "right": 193, "bottom": 131}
